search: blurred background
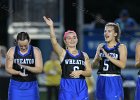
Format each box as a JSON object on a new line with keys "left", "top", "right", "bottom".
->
{"left": 0, "top": 0, "right": 140, "bottom": 100}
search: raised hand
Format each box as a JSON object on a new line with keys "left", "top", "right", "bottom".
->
{"left": 43, "top": 16, "right": 53, "bottom": 27}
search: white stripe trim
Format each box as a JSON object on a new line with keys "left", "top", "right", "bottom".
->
{"left": 99, "top": 74, "right": 120, "bottom": 76}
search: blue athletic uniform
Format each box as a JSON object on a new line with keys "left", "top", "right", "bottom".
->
{"left": 59, "top": 50, "right": 88, "bottom": 100}
{"left": 8, "top": 45, "right": 40, "bottom": 100}
{"left": 135, "top": 71, "right": 140, "bottom": 100}
{"left": 96, "top": 43, "right": 124, "bottom": 100}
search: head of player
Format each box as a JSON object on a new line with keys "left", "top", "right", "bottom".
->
{"left": 16, "top": 32, "right": 31, "bottom": 53}
{"left": 104, "top": 22, "right": 121, "bottom": 43}
{"left": 63, "top": 30, "right": 78, "bottom": 49}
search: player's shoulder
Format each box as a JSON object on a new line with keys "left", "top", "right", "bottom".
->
{"left": 82, "top": 51, "right": 89, "bottom": 58}
{"left": 119, "top": 43, "right": 126, "bottom": 48}
{"left": 7, "top": 46, "right": 15, "bottom": 53}
{"left": 82, "top": 51, "right": 87, "bottom": 55}
{"left": 118, "top": 43, "right": 127, "bottom": 50}
{"left": 6, "top": 46, "right": 16, "bottom": 56}
{"left": 32, "top": 46, "right": 42, "bottom": 56}
{"left": 33, "top": 46, "right": 41, "bottom": 52}
{"left": 98, "top": 43, "right": 105, "bottom": 48}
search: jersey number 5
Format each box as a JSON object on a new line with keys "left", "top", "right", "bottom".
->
{"left": 103, "top": 59, "right": 109, "bottom": 71}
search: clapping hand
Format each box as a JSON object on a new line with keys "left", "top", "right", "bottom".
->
{"left": 100, "top": 48, "right": 109, "bottom": 58}
{"left": 17, "top": 64, "right": 28, "bottom": 77}
{"left": 19, "top": 71, "right": 28, "bottom": 77}
{"left": 95, "top": 45, "right": 103, "bottom": 60}
{"left": 70, "top": 70, "right": 82, "bottom": 78}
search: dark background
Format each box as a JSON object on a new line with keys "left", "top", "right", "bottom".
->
{"left": 0, "top": 0, "right": 140, "bottom": 47}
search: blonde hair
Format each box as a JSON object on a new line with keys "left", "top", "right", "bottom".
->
{"left": 105, "top": 22, "right": 121, "bottom": 42}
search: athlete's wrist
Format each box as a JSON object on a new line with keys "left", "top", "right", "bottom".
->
{"left": 49, "top": 25, "right": 54, "bottom": 28}
{"left": 80, "top": 70, "right": 84, "bottom": 75}
{"left": 16, "top": 71, "right": 20, "bottom": 75}
{"left": 106, "top": 55, "right": 111, "bottom": 60}
{"left": 24, "top": 65, "right": 28, "bottom": 69}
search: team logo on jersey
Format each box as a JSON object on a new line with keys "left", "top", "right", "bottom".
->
{"left": 14, "top": 58, "right": 35, "bottom": 64}
{"left": 100, "top": 52, "right": 118, "bottom": 59}
{"left": 64, "top": 59, "right": 85, "bottom": 65}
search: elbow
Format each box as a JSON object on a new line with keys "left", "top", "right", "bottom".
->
{"left": 121, "top": 66, "right": 125, "bottom": 69}
{"left": 135, "top": 62, "right": 140, "bottom": 67}
{"left": 135, "top": 64, "right": 139, "bottom": 68}
{"left": 88, "top": 74, "right": 92, "bottom": 77}
{"left": 5, "top": 67, "right": 11, "bottom": 74}
{"left": 36, "top": 70, "right": 42, "bottom": 74}
{"left": 121, "top": 64, "right": 126, "bottom": 69}
{"left": 37, "top": 67, "right": 43, "bottom": 73}
{"left": 119, "top": 61, "right": 126, "bottom": 69}
{"left": 90, "top": 70, "right": 92, "bottom": 76}
{"left": 87, "top": 70, "right": 92, "bottom": 77}
{"left": 5, "top": 63, "right": 9, "bottom": 73}
{"left": 38, "top": 70, "right": 43, "bottom": 73}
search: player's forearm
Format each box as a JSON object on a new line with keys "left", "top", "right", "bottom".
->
{"left": 93, "top": 57, "right": 100, "bottom": 67}
{"left": 81, "top": 70, "right": 92, "bottom": 77}
{"left": 24, "top": 66, "right": 43, "bottom": 73}
{"left": 6, "top": 67, "right": 20, "bottom": 75}
{"left": 108, "top": 56, "right": 126, "bottom": 69}
{"left": 93, "top": 59, "right": 99, "bottom": 66}
{"left": 49, "top": 26, "right": 60, "bottom": 51}
{"left": 50, "top": 26, "right": 56, "bottom": 38}
{"left": 51, "top": 38, "right": 58, "bottom": 49}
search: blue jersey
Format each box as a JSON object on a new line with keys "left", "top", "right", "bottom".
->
{"left": 8, "top": 45, "right": 39, "bottom": 100}
{"left": 59, "top": 50, "right": 88, "bottom": 100}
{"left": 97, "top": 42, "right": 121, "bottom": 74}
{"left": 96, "top": 43, "right": 124, "bottom": 100}
{"left": 61, "top": 50, "right": 85, "bottom": 79}
{"left": 12, "top": 45, "right": 36, "bottom": 82}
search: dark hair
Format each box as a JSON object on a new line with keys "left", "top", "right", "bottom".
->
{"left": 105, "top": 22, "right": 121, "bottom": 42}
{"left": 16, "top": 32, "right": 30, "bottom": 41}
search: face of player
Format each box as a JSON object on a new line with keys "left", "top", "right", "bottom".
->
{"left": 64, "top": 32, "right": 78, "bottom": 48}
{"left": 104, "top": 26, "right": 117, "bottom": 43}
{"left": 18, "top": 39, "right": 30, "bottom": 53}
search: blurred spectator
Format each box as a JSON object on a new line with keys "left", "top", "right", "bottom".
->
{"left": 115, "top": 9, "right": 139, "bottom": 31}
{"left": 0, "top": 46, "right": 6, "bottom": 68}
{"left": 0, "top": 45, "right": 10, "bottom": 100}
{"left": 86, "top": 75, "right": 95, "bottom": 100}
{"left": 43, "top": 51, "right": 61, "bottom": 100}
